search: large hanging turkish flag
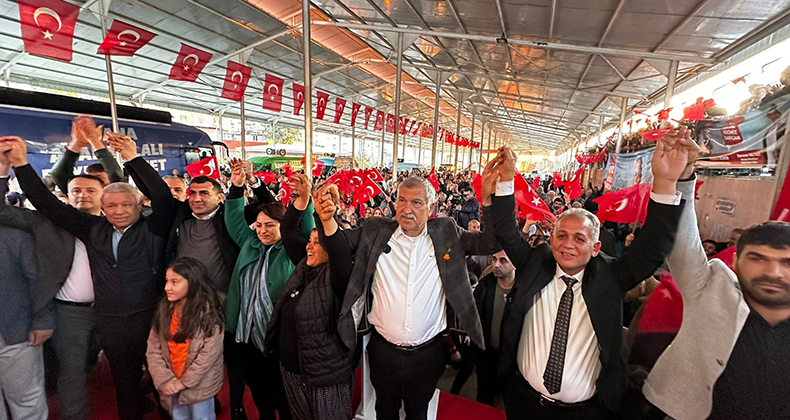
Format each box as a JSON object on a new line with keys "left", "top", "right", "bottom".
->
{"left": 316, "top": 90, "right": 329, "bottom": 120}
{"left": 292, "top": 83, "right": 305, "bottom": 115}
{"left": 262, "top": 74, "right": 284, "bottom": 112}
{"left": 168, "top": 43, "right": 212, "bottom": 82}
{"left": 385, "top": 113, "right": 396, "bottom": 134}
{"left": 334, "top": 98, "right": 347, "bottom": 124}
{"left": 185, "top": 156, "right": 220, "bottom": 180}
{"left": 18, "top": 0, "right": 79, "bottom": 62}
{"left": 97, "top": 20, "right": 156, "bottom": 56}
{"left": 220, "top": 61, "right": 251, "bottom": 102}
{"left": 594, "top": 183, "right": 653, "bottom": 224}
{"left": 374, "top": 110, "right": 385, "bottom": 131}
{"left": 351, "top": 103, "right": 361, "bottom": 127}
{"left": 364, "top": 107, "right": 373, "bottom": 129}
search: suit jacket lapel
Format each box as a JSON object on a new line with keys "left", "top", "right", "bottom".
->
{"left": 427, "top": 222, "right": 449, "bottom": 284}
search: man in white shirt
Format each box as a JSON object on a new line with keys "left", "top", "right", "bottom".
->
{"left": 481, "top": 138, "right": 688, "bottom": 419}
{"left": 1, "top": 154, "right": 102, "bottom": 420}
{"left": 316, "top": 176, "right": 499, "bottom": 420}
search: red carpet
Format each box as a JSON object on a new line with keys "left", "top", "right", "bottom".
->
{"left": 48, "top": 356, "right": 504, "bottom": 420}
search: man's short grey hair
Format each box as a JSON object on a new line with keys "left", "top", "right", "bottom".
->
{"left": 162, "top": 175, "right": 186, "bottom": 186}
{"left": 556, "top": 208, "right": 600, "bottom": 243}
{"left": 102, "top": 182, "right": 143, "bottom": 204}
{"left": 398, "top": 176, "right": 436, "bottom": 207}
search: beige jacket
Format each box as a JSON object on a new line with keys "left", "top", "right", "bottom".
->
{"left": 146, "top": 324, "right": 224, "bottom": 411}
{"left": 642, "top": 178, "right": 750, "bottom": 420}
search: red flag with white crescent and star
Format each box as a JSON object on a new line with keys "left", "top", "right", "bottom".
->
{"left": 363, "top": 168, "right": 385, "bottom": 183}
{"left": 593, "top": 183, "right": 652, "bottom": 224}
{"left": 316, "top": 90, "right": 329, "bottom": 120}
{"left": 185, "top": 156, "right": 220, "bottom": 180}
{"left": 364, "top": 107, "right": 373, "bottom": 129}
{"left": 292, "top": 83, "right": 305, "bottom": 116}
{"left": 262, "top": 74, "right": 284, "bottom": 112}
{"left": 352, "top": 176, "right": 384, "bottom": 216}
{"left": 514, "top": 172, "right": 556, "bottom": 222}
{"left": 351, "top": 103, "right": 361, "bottom": 127}
{"left": 220, "top": 61, "right": 251, "bottom": 102}
{"left": 385, "top": 113, "right": 396, "bottom": 134}
{"left": 421, "top": 124, "right": 433, "bottom": 138}
{"left": 334, "top": 98, "right": 347, "bottom": 124}
{"left": 96, "top": 20, "right": 156, "bottom": 56}
{"left": 18, "top": 0, "right": 79, "bottom": 62}
{"left": 412, "top": 121, "right": 422, "bottom": 136}
{"left": 428, "top": 168, "right": 440, "bottom": 192}
{"left": 374, "top": 110, "right": 385, "bottom": 131}
{"left": 168, "top": 43, "right": 212, "bottom": 82}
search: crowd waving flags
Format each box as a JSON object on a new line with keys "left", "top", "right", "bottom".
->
{"left": 14, "top": 0, "right": 488, "bottom": 141}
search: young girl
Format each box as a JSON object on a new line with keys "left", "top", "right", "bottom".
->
{"left": 146, "top": 257, "right": 225, "bottom": 420}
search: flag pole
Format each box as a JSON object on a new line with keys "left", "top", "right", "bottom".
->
{"left": 431, "top": 70, "right": 442, "bottom": 170}
{"left": 392, "top": 32, "right": 403, "bottom": 175}
{"left": 240, "top": 98, "right": 247, "bottom": 160}
{"left": 98, "top": 0, "right": 119, "bottom": 133}
{"left": 302, "top": 0, "right": 313, "bottom": 181}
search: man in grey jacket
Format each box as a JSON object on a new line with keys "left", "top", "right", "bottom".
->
{"left": 643, "top": 128, "right": 790, "bottom": 419}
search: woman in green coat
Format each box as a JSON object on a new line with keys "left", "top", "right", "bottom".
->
{"left": 224, "top": 162, "right": 314, "bottom": 420}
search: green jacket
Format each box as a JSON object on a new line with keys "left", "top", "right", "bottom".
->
{"left": 224, "top": 197, "right": 315, "bottom": 334}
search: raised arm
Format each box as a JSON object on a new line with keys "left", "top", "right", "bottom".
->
{"left": 49, "top": 148, "right": 80, "bottom": 193}
{"left": 461, "top": 206, "right": 500, "bottom": 256}
{"left": 109, "top": 134, "right": 177, "bottom": 235}
{"left": 484, "top": 151, "right": 533, "bottom": 272}
{"left": 242, "top": 160, "right": 275, "bottom": 204}
{"left": 224, "top": 162, "right": 256, "bottom": 247}
{"left": 280, "top": 173, "right": 313, "bottom": 265}
{"left": 313, "top": 185, "right": 355, "bottom": 296}
{"left": 1, "top": 136, "right": 96, "bottom": 242}
{"left": 613, "top": 132, "right": 690, "bottom": 293}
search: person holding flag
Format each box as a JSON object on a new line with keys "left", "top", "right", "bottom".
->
{"left": 481, "top": 135, "right": 688, "bottom": 419}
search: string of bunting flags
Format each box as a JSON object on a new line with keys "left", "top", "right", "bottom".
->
{"left": 16, "top": 0, "right": 482, "bottom": 147}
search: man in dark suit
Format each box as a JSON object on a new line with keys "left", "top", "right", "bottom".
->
{"left": 482, "top": 141, "right": 688, "bottom": 419}
{"left": 314, "top": 176, "right": 499, "bottom": 420}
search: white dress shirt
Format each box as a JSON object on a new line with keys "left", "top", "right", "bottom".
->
{"left": 368, "top": 226, "right": 447, "bottom": 346}
{"left": 518, "top": 267, "right": 601, "bottom": 403}
{"left": 55, "top": 238, "right": 94, "bottom": 303}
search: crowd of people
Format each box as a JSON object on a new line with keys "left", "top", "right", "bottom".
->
{"left": 1, "top": 116, "right": 788, "bottom": 420}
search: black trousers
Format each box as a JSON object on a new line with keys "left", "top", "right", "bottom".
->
{"left": 95, "top": 309, "right": 154, "bottom": 420}
{"left": 224, "top": 332, "right": 246, "bottom": 410}
{"left": 475, "top": 347, "right": 502, "bottom": 406}
{"left": 503, "top": 373, "right": 611, "bottom": 420}
{"left": 367, "top": 331, "right": 446, "bottom": 420}
{"left": 235, "top": 341, "right": 292, "bottom": 420}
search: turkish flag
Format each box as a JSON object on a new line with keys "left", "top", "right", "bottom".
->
{"left": 594, "top": 183, "right": 653, "bottom": 224}
{"left": 334, "top": 98, "right": 347, "bottom": 124}
{"left": 515, "top": 172, "right": 556, "bottom": 222}
{"left": 325, "top": 170, "right": 352, "bottom": 194}
{"left": 412, "top": 121, "right": 422, "bottom": 136}
{"left": 428, "top": 168, "right": 440, "bottom": 192}
{"left": 385, "top": 113, "right": 396, "bottom": 134}
{"left": 316, "top": 91, "right": 329, "bottom": 120}
{"left": 421, "top": 124, "right": 433, "bottom": 138}
{"left": 185, "top": 156, "right": 220, "bottom": 180}
{"left": 293, "top": 83, "right": 305, "bottom": 115}
{"left": 351, "top": 103, "right": 361, "bottom": 127}
{"left": 262, "top": 74, "right": 284, "bottom": 112}
{"left": 364, "top": 168, "right": 385, "bottom": 183}
{"left": 220, "top": 61, "right": 251, "bottom": 102}
{"left": 280, "top": 180, "right": 292, "bottom": 206}
{"left": 168, "top": 43, "right": 212, "bottom": 82}
{"left": 374, "top": 110, "right": 385, "bottom": 131}
{"left": 300, "top": 157, "right": 325, "bottom": 178}
{"left": 564, "top": 169, "right": 584, "bottom": 200}
{"left": 552, "top": 172, "right": 563, "bottom": 190}
{"left": 364, "top": 107, "right": 373, "bottom": 129}
{"left": 399, "top": 117, "right": 408, "bottom": 135}
{"left": 254, "top": 171, "right": 277, "bottom": 184}
{"left": 352, "top": 176, "right": 384, "bottom": 213}
{"left": 18, "top": 0, "right": 79, "bottom": 62}
{"left": 711, "top": 246, "right": 736, "bottom": 269}
{"left": 97, "top": 20, "right": 156, "bottom": 56}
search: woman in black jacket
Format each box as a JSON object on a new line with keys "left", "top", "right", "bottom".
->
{"left": 265, "top": 173, "right": 356, "bottom": 420}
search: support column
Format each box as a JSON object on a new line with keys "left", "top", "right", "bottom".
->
{"left": 351, "top": 124, "right": 356, "bottom": 168}
{"left": 468, "top": 109, "right": 476, "bottom": 170}
{"left": 431, "top": 71, "right": 442, "bottom": 169}
{"left": 302, "top": 0, "right": 313, "bottom": 180}
{"left": 240, "top": 99, "right": 247, "bottom": 160}
{"left": 616, "top": 97, "right": 627, "bottom": 153}
{"left": 98, "top": 0, "right": 119, "bottom": 133}
{"left": 664, "top": 60, "right": 679, "bottom": 109}
{"left": 392, "top": 33, "right": 404, "bottom": 175}
{"left": 380, "top": 128, "right": 385, "bottom": 168}
{"left": 454, "top": 103, "right": 462, "bottom": 173}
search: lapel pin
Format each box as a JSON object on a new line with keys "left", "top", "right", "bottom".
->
{"left": 443, "top": 248, "right": 451, "bottom": 260}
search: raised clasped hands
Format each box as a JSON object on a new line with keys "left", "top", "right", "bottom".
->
{"left": 313, "top": 184, "right": 339, "bottom": 223}
{"left": 651, "top": 126, "right": 692, "bottom": 195}
{"left": 106, "top": 132, "right": 138, "bottom": 162}
{"left": 0, "top": 136, "right": 28, "bottom": 167}
{"left": 228, "top": 158, "right": 246, "bottom": 187}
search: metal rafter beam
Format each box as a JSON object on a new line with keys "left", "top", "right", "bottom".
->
{"left": 313, "top": 21, "right": 715, "bottom": 64}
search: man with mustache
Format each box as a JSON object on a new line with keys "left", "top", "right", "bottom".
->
{"left": 314, "top": 176, "right": 499, "bottom": 420}
{"left": 643, "top": 132, "right": 790, "bottom": 419}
